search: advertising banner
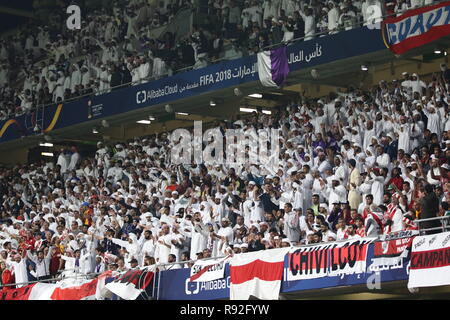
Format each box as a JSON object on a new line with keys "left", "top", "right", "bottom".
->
{"left": 158, "top": 265, "right": 231, "bottom": 300}
{"left": 158, "top": 237, "right": 412, "bottom": 300}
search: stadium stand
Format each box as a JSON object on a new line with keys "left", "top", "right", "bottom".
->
{"left": 0, "top": 0, "right": 429, "bottom": 121}
{"left": 0, "top": 0, "right": 450, "bottom": 301}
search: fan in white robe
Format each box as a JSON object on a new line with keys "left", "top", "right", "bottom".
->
{"left": 111, "top": 233, "right": 139, "bottom": 261}
{"left": 396, "top": 119, "right": 412, "bottom": 154}
{"left": 186, "top": 213, "right": 209, "bottom": 260}
{"left": 423, "top": 106, "right": 441, "bottom": 139}
{"left": 200, "top": 201, "right": 213, "bottom": 224}
{"left": 8, "top": 254, "right": 28, "bottom": 288}
{"left": 155, "top": 226, "right": 172, "bottom": 264}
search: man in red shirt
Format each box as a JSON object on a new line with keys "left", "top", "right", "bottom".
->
{"left": 360, "top": 194, "right": 374, "bottom": 220}
{"left": 0, "top": 261, "right": 15, "bottom": 291}
{"left": 354, "top": 216, "right": 366, "bottom": 237}
{"left": 388, "top": 167, "right": 404, "bottom": 191}
{"left": 166, "top": 175, "right": 179, "bottom": 192}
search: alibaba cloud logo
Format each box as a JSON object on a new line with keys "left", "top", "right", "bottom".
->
{"left": 136, "top": 91, "right": 147, "bottom": 104}
{"left": 185, "top": 279, "right": 200, "bottom": 295}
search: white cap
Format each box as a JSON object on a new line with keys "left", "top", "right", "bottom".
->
{"left": 327, "top": 233, "right": 337, "bottom": 240}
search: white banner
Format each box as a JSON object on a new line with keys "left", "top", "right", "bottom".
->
{"left": 230, "top": 248, "right": 288, "bottom": 300}
{"left": 408, "top": 232, "right": 450, "bottom": 288}
{"left": 189, "top": 256, "right": 230, "bottom": 283}
{"left": 287, "top": 238, "right": 376, "bottom": 281}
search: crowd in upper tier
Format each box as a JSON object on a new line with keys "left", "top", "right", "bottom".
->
{"left": 0, "top": 0, "right": 439, "bottom": 121}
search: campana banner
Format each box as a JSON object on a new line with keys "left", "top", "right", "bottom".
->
{"left": 408, "top": 231, "right": 450, "bottom": 288}
{"left": 383, "top": 1, "right": 450, "bottom": 54}
{"left": 0, "top": 27, "right": 385, "bottom": 144}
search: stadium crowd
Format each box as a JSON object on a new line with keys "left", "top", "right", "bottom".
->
{"left": 0, "top": 0, "right": 440, "bottom": 121}
{"left": 1, "top": 63, "right": 450, "bottom": 288}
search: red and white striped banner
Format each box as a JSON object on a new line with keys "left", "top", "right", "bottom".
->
{"left": 229, "top": 248, "right": 289, "bottom": 300}
{"left": 0, "top": 271, "right": 113, "bottom": 300}
{"left": 383, "top": 1, "right": 450, "bottom": 54}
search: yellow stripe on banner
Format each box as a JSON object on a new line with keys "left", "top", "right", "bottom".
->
{"left": 381, "top": 23, "right": 391, "bottom": 50}
{"left": 44, "top": 104, "right": 63, "bottom": 133}
{"left": 0, "top": 120, "right": 19, "bottom": 138}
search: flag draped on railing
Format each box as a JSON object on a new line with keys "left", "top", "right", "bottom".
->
{"left": 257, "top": 46, "right": 290, "bottom": 88}
{"left": 0, "top": 271, "right": 113, "bottom": 300}
{"left": 229, "top": 248, "right": 287, "bottom": 300}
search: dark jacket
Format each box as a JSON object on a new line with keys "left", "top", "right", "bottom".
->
{"left": 248, "top": 240, "right": 265, "bottom": 252}
{"left": 110, "top": 71, "right": 122, "bottom": 89}
{"left": 420, "top": 192, "right": 441, "bottom": 231}
{"left": 260, "top": 193, "right": 278, "bottom": 213}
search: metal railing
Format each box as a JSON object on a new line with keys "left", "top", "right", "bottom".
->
{"left": 0, "top": 269, "right": 104, "bottom": 288}
{"left": 413, "top": 216, "right": 450, "bottom": 235}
